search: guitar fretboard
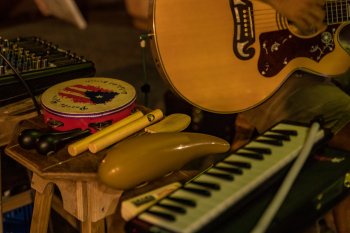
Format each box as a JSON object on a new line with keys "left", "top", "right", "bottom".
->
{"left": 326, "top": 0, "right": 350, "bottom": 24}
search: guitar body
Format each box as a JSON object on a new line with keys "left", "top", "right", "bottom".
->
{"left": 150, "top": 0, "right": 350, "bottom": 113}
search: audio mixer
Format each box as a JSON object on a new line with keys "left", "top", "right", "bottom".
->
{"left": 0, "top": 36, "right": 95, "bottom": 106}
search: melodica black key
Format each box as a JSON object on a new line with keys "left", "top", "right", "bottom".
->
{"left": 156, "top": 203, "right": 187, "bottom": 214}
{"left": 182, "top": 186, "right": 211, "bottom": 197}
{"left": 214, "top": 164, "right": 243, "bottom": 175}
{"left": 254, "top": 128, "right": 298, "bottom": 145}
{"left": 235, "top": 151, "right": 264, "bottom": 160}
{"left": 166, "top": 196, "right": 196, "bottom": 207}
{"left": 263, "top": 133, "right": 291, "bottom": 141}
{"left": 146, "top": 209, "right": 176, "bottom": 221}
{"left": 205, "top": 170, "right": 234, "bottom": 181}
{"left": 191, "top": 180, "right": 221, "bottom": 190}
{"left": 244, "top": 147, "right": 272, "bottom": 155}
{"left": 270, "top": 129, "right": 298, "bottom": 136}
{"left": 222, "top": 160, "right": 252, "bottom": 169}
{"left": 254, "top": 138, "right": 283, "bottom": 146}
{"left": 126, "top": 121, "right": 326, "bottom": 233}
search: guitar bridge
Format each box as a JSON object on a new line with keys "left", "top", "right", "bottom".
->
{"left": 230, "top": 0, "right": 255, "bottom": 60}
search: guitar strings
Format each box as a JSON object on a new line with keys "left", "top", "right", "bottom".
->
{"left": 197, "top": 1, "right": 350, "bottom": 32}
{"left": 249, "top": 1, "right": 349, "bottom": 16}
{"left": 239, "top": 8, "right": 280, "bottom": 31}
{"left": 325, "top": 1, "right": 350, "bottom": 23}
{"left": 250, "top": 2, "right": 349, "bottom": 17}
{"left": 251, "top": 9, "right": 282, "bottom": 31}
{"left": 248, "top": 1, "right": 349, "bottom": 30}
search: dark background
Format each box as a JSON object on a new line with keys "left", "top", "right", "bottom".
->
{"left": 0, "top": 0, "right": 167, "bottom": 110}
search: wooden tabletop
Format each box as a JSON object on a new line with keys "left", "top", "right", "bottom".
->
{"left": 5, "top": 115, "right": 106, "bottom": 180}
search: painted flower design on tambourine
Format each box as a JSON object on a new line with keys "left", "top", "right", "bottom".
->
{"left": 58, "top": 84, "right": 119, "bottom": 104}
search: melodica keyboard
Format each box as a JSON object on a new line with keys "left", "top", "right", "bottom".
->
{"left": 0, "top": 36, "right": 95, "bottom": 105}
{"left": 125, "top": 121, "right": 327, "bottom": 233}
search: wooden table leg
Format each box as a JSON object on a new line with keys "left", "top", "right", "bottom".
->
{"left": 30, "top": 181, "right": 54, "bottom": 233}
{"left": 30, "top": 174, "right": 123, "bottom": 233}
{"left": 81, "top": 219, "right": 105, "bottom": 233}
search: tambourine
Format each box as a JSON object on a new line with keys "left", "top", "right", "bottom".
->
{"left": 41, "top": 77, "right": 137, "bottom": 133}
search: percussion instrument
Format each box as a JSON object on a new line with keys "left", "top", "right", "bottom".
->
{"left": 68, "top": 112, "right": 191, "bottom": 156}
{"left": 41, "top": 77, "right": 137, "bottom": 132}
{"left": 88, "top": 109, "right": 164, "bottom": 153}
{"left": 98, "top": 132, "right": 230, "bottom": 190}
{"left": 67, "top": 110, "right": 144, "bottom": 156}
{"left": 144, "top": 113, "right": 191, "bottom": 134}
{"left": 17, "top": 128, "right": 91, "bottom": 156}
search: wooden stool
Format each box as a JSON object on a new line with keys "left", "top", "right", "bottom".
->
{"left": 5, "top": 116, "right": 123, "bottom": 233}
{"left": 30, "top": 174, "right": 122, "bottom": 233}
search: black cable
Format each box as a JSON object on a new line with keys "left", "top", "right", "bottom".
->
{"left": 0, "top": 51, "right": 41, "bottom": 116}
{"left": 139, "top": 33, "right": 151, "bottom": 107}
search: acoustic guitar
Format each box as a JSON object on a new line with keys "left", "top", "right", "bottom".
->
{"left": 150, "top": 0, "right": 350, "bottom": 113}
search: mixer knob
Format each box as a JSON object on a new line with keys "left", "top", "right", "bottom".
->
{"left": 25, "top": 57, "right": 31, "bottom": 70}
{"left": 0, "top": 66, "right": 5, "bottom": 75}
{"left": 22, "top": 58, "right": 28, "bottom": 71}
{"left": 32, "top": 60, "right": 38, "bottom": 70}
{"left": 42, "top": 59, "right": 48, "bottom": 68}
{"left": 8, "top": 50, "right": 14, "bottom": 61}
{"left": 17, "top": 55, "right": 24, "bottom": 67}
{"left": 16, "top": 61, "right": 23, "bottom": 72}
{"left": 1, "top": 48, "right": 7, "bottom": 59}
{"left": 3, "top": 39, "right": 9, "bottom": 48}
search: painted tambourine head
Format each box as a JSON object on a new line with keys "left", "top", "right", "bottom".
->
{"left": 41, "top": 77, "right": 137, "bottom": 132}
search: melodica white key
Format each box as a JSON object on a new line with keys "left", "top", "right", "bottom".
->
{"left": 127, "top": 122, "right": 325, "bottom": 233}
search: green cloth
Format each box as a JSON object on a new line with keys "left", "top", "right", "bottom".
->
{"left": 241, "top": 70, "right": 350, "bottom": 134}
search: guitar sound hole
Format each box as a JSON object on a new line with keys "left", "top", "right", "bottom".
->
{"left": 339, "top": 24, "right": 350, "bottom": 54}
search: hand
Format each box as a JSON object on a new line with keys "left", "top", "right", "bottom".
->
{"left": 264, "top": 0, "right": 325, "bottom": 33}
{"left": 34, "top": 0, "right": 50, "bottom": 16}
{"left": 324, "top": 194, "right": 350, "bottom": 233}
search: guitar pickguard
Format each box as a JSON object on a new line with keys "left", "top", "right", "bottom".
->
{"left": 230, "top": 0, "right": 255, "bottom": 60}
{"left": 258, "top": 25, "right": 341, "bottom": 77}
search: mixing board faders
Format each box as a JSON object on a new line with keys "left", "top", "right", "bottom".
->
{"left": 0, "top": 36, "right": 95, "bottom": 105}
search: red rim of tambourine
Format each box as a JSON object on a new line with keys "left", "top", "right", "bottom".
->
{"left": 41, "top": 77, "right": 137, "bottom": 133}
